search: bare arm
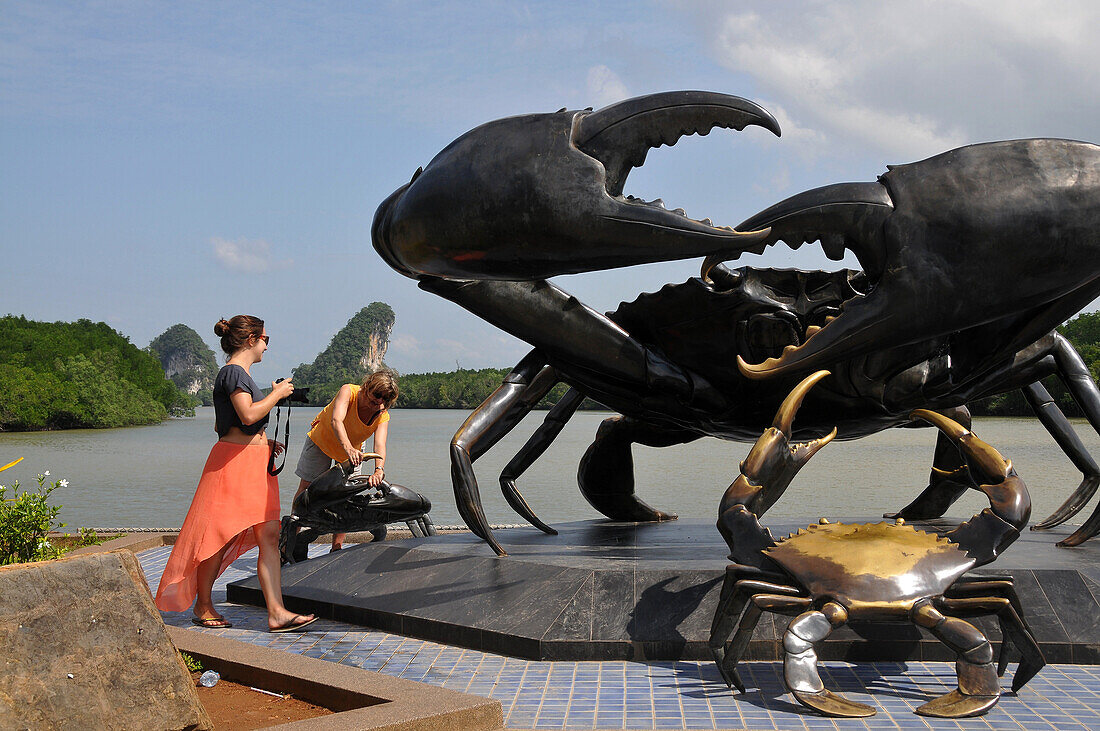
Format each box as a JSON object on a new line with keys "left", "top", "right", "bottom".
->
{"left": 367, "top": 417, "right": 388, "bottom": 487}
{"left": 229, "top": 379, "right": 294, "bottom": 425}
{"left": 330, "top": 385, "right": 364, "bottom": 466}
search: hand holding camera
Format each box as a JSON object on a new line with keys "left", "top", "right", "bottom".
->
{"left": 274, "top": 377, "right": 311, "bottom": 405}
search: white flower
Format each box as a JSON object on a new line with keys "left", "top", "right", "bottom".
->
{"left": 59, "top": 479, "right": 69, "bottom": 488}
{"left": 43, "top": 471, "right": 50, "bottom": 476}
{"left": 39, "top": 540, "right": 51, "bottom": 549}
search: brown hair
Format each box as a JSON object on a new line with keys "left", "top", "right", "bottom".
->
{"left": 361, "top": 370, "right": 399, "bottom": 408}
{"left": 213, "top": 315, "right": 264, "bottom": 356}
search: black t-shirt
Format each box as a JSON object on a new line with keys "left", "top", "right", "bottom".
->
{"left": 213, "top": 364, "right": 269, "bottom": 437}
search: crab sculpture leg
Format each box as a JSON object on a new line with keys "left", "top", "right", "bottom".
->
{"left": 712, "top": 372, "right": 1044, "bottom": 718}
{"left": 890, "top": 331, "right": 1100, "bottom": 545}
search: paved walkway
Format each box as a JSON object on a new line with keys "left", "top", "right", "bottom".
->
{"left": 140, "top": 545, "right": 1100, "bottom": 730}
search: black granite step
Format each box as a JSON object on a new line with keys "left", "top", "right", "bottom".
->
{"left": 227, "top": 519, "right": 1100, "bottom": 662}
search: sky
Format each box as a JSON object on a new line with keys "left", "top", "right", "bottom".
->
{"left": 3, "top": 0, "right": 1100, "bottom": 379}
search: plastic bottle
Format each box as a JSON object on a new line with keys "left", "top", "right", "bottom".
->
{"left": 198, "top": 670, "right": 220, "bottom": 688}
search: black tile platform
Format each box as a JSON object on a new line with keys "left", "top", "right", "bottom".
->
{"left": 227, "top": 518, "right": 1100, "bottom": 662}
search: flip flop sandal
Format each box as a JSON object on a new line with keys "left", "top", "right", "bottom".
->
{"left": 191, "top": 617, "right": 232, "bottom": 628}
{"left": 269, "top": 614, "right": 319, "bottom": 633}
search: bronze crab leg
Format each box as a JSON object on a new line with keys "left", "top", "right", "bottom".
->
{"left": 497, "top": 387, "right": 585, "bottom": 534}
{"left": 911, "top": 602, "right": 1000, "bottom": 717}
{"left": 1029, "top": 334, "right": 1100, "bottom": 545}
{"left": 709, "top": 566, "right": 801, "bottom": 692}
{"left": 450, "top": 351, "right": 558, "bottom": 554}
{"left": 577, "top": 416, "right": 700, "bottom": 521}
{"left": 936, "top": 592, "right": 1045, "bottom": 691}
{"left": 782, "top": 603, "right": 875, "bottom": 718}
{"left": 1025, "top": 381, "right": 1100, "bottom": 533}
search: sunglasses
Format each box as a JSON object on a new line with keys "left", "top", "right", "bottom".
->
{"left": 254, "top": 335, "right": 270, "bottom": 345}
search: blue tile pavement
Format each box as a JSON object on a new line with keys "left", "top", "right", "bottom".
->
{"left": 139, "top": 545, "right": 1100, "bottom": 730}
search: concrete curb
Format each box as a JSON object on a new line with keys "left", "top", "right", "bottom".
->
{"left": 168, "top": 626, "right": 504, "bottom": 731}
{"left": 64, "top": 532, "right": 177, "bottom": 556}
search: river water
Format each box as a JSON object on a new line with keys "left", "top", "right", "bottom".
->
{"left": 1, "top": 407, "right": 1098, "bottom": 533}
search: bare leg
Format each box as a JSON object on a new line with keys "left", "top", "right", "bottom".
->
{"left": 255, "top": 520, "right": 315, "bottom": 630}
{"left": 193, "top": 545, "right": 229, "bottom": 621}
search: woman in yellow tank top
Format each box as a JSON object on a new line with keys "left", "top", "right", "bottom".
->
{"left": 292, "top": 370, "right": 400, "bottom": 551}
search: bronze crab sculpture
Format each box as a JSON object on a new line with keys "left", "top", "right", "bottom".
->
{"left": 710, "top": 371, "right": 1045, "bottom": 718}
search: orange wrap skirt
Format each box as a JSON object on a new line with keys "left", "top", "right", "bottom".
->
{"left": 154, "top": 441, "right": 280, "bottom": 612}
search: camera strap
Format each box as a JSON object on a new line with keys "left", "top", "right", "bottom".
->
{"left": 267, "top": 401, "right": 291, "bottom": 476}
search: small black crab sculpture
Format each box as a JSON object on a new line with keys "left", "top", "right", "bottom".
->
{"left": 711, "top": 371, "right": 1044, "bottom": 718}
{"left": 279, "top": 455, "right": 435, "bottom": 564}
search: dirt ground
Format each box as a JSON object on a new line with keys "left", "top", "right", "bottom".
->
{"left": 191, "top": 672, "right": 332, "bottom": 730}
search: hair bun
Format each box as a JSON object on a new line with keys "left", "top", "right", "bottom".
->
{"left": 213, "top": 319, "right": 230, "bottom": 337}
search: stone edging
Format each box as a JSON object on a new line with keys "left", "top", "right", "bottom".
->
{"left": 64, "top": 536, "right": 504, "bottom": 730}
{"left": 168, "top": 626, "right": 503, "bottom": 731}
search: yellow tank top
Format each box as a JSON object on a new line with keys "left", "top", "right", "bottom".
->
{"left": 306, "top": 385, "right": 390, "bottom": 460}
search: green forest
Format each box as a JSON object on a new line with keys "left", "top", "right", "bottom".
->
{"left": 0, "top": 316, "right": 193, "bottom": 430}
{"left": 395, "top": 368, "right": 600, "bottom": 410}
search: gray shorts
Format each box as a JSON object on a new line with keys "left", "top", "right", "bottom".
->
{"left": 294, "top": 437, "right": 364, "bottom": 482}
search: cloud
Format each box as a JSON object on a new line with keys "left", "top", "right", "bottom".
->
{"left": 211, "top": 237, "right": 292, "bottom": 273}
{"left": 678, "top": 1, "right": 1100, "bottom": 160}
{"left": 586, "top": 65, "right": 630, "bottom": 108}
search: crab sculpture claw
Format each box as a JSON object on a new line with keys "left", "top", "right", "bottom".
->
{"left": 718, "top": 370, "right": 837, "bottom": 528}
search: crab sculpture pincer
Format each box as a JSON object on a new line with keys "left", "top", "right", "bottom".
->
{"left": 711, "top": 371, "right": 1045, "bottom": 718}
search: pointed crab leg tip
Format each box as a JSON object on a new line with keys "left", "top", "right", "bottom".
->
{"left": 701, "top": 255, "right": 722, "bottom": 282}
{"left": 736, "top": 355, "right": 775, "bottom": 380}
{"left": 910, "top": 409, "right": 971, "bottom": 439}
{"left": 773, "top": 370, "right": 832, "bottom": 432}
{"left": 699, "top": 228, "right": 771, "bottom": 282}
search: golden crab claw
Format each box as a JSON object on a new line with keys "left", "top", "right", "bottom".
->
{"left": 722, "top": 370, "right": 837, "bottom": 518}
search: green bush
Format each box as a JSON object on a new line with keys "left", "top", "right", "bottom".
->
{"left": 0, "top": 464, "right": 68, "bottom": 565}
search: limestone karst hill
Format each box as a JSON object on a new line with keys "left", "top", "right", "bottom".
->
{"left": 148, "top": 324, "right": 219, "bottom": 406}
{"left": 292, "top": 303, "right": 395, "bottom": 404}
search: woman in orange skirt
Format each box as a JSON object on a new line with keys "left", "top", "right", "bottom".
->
{"left": 155, "top": 315, "right": 317, "bottom": 632}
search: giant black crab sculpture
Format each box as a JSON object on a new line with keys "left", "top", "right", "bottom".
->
{"left": 372, "top": 90, "right": 1100, "bottom": 555}
{"left": 710, "top": 371, "right": 1044, "bottom": 719}
{"left": 279, "top": 457, "right": 434, "bottom": 564}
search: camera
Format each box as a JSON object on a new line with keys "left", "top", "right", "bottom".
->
{"left": 275, "top": 378, "right": 311, "bottom": 405}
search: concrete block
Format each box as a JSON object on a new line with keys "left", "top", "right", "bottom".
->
{"left": 0, "top": 551, "right": 212, "bottom": 730}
